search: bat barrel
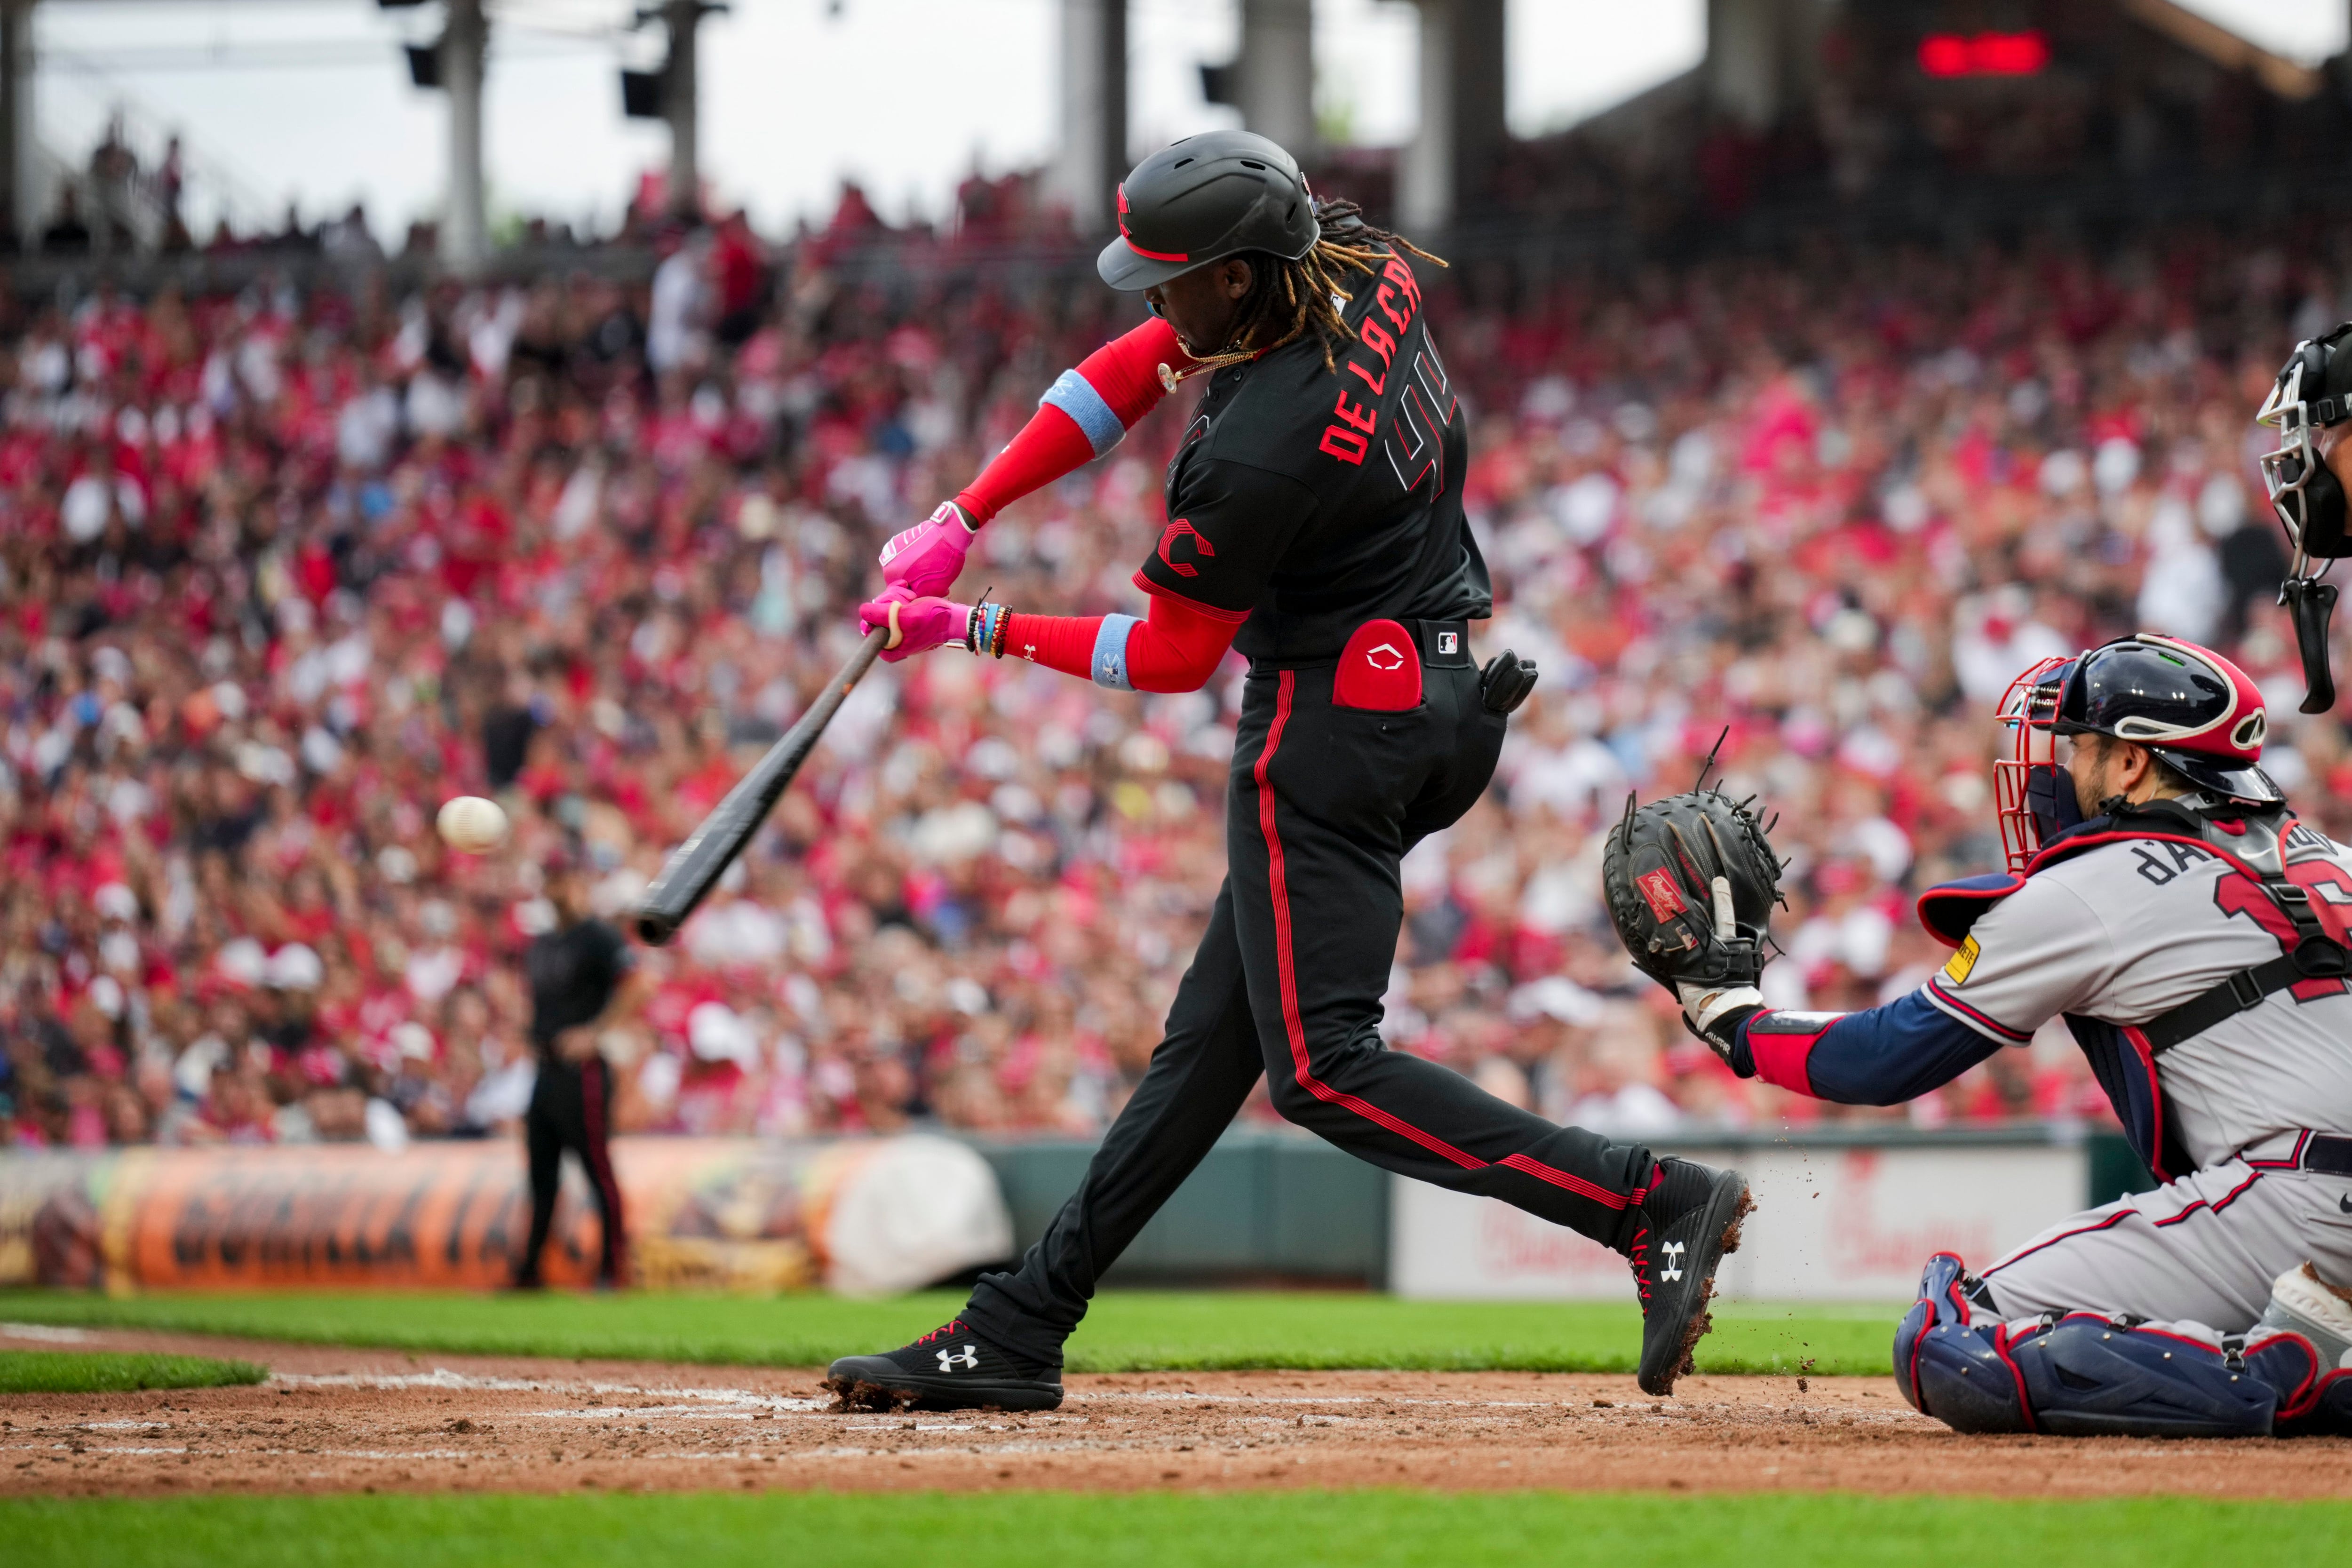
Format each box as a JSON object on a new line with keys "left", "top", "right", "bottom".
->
{"left": 632, "top": 626, "right": 889, "bottom": 945}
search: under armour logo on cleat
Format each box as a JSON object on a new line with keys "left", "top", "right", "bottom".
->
{"left": 1660, "top": 1240, "right": 1686, "bottom": 1283}
{"left": 936, "top": 1345, "right": 980, "bottom": 1373}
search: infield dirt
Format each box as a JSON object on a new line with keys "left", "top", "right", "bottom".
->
{"left": 2, "top": 1323, "right": 2345, "bottom": 1500}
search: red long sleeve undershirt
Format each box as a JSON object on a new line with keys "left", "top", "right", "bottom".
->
{"left": 955, "top": 318, "right": 1220, "bottom": 690}
{"left": 954, "top": 317, "right": 1194, "bottom": 524}
{"left": 1001, "top": 591, "right": 1236, "bottom": 694}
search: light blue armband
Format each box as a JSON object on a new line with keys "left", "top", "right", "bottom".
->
{"left": 1041, "top": 369, "right": 1125, "bottom": 457}
{"left": 1092, "top": 613, "right": 1139, "bottom": 691}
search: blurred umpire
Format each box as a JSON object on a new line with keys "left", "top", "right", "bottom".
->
{"left": 511, "top": 848, "right": 646, "bottom": 1289}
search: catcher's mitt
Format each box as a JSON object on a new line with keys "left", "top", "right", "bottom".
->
{"left": 1602, "top": 788, "right": 1784, "bottom": 1046}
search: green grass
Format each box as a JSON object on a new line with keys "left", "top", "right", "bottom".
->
{"left": 0, "top": 1350, "right": 266, "bottom": 1395}
{"left": 4, "top": 1492, "right": 2343, "bottom": 1568}
{"left": 0, "top": 1288, "right": 1894, "bottom": 1376}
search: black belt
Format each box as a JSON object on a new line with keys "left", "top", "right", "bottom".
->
{"left": 1410, "top": 619, "right": 1473, "bottom": 669}
{"left": 1254, "top": 619, "right": 1477, "bottom": 673}
{"left": 2303, "top": 1133, "right": 2352, "bottom": 1177}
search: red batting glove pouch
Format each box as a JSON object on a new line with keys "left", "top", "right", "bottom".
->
{"left": 1332, "top": 619, "right": 1422, "bottom": 711}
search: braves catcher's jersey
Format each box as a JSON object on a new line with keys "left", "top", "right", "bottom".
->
{"left": 1736, "top": 811, "right": 2352, "bottom": 1180}
{"left": 1926, "top": 828, "right": 2352, "bottom": 1168}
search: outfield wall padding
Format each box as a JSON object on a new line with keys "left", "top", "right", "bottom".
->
{"left": 0, "top": 1136, "right": 1009, "bottom": 1295}
{"left": 0, "top": 1125, "right": 2146, "bottom": 1296}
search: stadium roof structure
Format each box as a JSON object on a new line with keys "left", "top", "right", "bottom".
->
{"left": 0, "top": 0, "right": 715, "bottom": 272}
{"left": 1692, "top": 0, "right": 2325, "bottom": 128}
{"left": 1425, "top": 0, "right": 2352, "bottom": 259}
{"left": 1181, "top": 0, "right": 2352, "bottom": 260}
{"left": 0, "top": 0, "right": 2342, "bottom": 281}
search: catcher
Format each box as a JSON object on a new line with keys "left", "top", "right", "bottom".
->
{"left": 825, "top": 130, "right": 1751, "bottom": 1412}
{"left": 1613, "top": 633, "right": 2352, "bottom": 1439}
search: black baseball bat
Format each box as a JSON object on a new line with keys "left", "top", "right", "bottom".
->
{"left": 633, "top": 625, "right": 890, "bottom": 945}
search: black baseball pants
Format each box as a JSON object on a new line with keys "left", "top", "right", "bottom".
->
{"left": 963, "top": 655, "right": 1660, "bottom": 1366}
{"left": 516, "top": 1055, "right": 628, "bottom": 1286}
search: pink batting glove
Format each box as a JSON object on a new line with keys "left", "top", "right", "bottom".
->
{"left": 857, "top": 593, "right": 975, "bottom": 663}
{"left": 876, "top": 501, "right": 978, "bottom": 599}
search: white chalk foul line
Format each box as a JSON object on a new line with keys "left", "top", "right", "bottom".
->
{"left": 1092, "top": 1392, "right": 1555, "bottom": 1409}
{"left": 267, "top": 1370, "right": 829, "bottom": 1411}
{"left": 1, "top": 1323, "right": 93, "bottom": 1344}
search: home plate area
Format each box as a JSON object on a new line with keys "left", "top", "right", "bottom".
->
{"left": 2, "top": 1329, "right": 2347, "bottom": 1500}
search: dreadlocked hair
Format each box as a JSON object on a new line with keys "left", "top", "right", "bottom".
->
{"left": 1188, "top": 198, "right": 1447, "bottom": 376}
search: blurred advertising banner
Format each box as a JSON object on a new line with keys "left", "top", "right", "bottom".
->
{"left": 0, "top": 1135, "right": 1009, "bottom": 1296}
{"left": 1391, "top": 1136, "right": 2089, "bottom": 1301}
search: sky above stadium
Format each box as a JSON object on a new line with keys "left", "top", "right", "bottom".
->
{"left": 25, "top": 0, "right": 2349, "bottom": 241}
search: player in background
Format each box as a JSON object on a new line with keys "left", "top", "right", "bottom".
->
{"left": 1659, "top": 633, "right": 2352, "bottom": 1438}
{"left": 512, "top": 848, "right": 647, "bottom": 1290}
{"left": 822, "top": 130, "right": 1751, "bottom": 1412}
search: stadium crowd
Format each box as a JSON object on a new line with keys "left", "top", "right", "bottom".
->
{"left": 0, "top": 203, "right": 2340, "bottom": 1152}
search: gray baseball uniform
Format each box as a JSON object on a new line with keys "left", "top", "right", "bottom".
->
{"left": 1740, "top": 815, "right": 2352, "bottom": 1330}
{"left": 1934, "top": 828, "right": 2352, "bottom": 1324}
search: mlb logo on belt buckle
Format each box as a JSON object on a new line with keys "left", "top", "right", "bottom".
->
{"left": 1437, "top": 632, "right": 1458, "bottom": 655}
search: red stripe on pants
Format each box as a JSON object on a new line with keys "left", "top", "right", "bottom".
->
{"left": 1252, "top": 669, "right": 1630, "bottom": 1210}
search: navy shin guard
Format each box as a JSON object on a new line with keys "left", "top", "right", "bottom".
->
{"left": 1894, "top": 1253, "right": 2023, "bottom": 1432}
{"left": 2248, "top": 1331, "right": 2352, "bottom": 1436}
{"left": 2303, "top": 1370, "right": 2352, "bottom": 1435}
{"left": 1894, "top": 1254, "right": 2277, "bottom": 1438}
{"left": 2010, "top": 1315, "right": 2275, "bottom": 1437}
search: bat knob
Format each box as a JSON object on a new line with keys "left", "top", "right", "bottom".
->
{"left": 886, "top": 598, "right": 905, "bottom": 651}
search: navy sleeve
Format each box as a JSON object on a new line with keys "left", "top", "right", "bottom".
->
{"left": 1737, "top": 991, "right": 2010, "bottom": 1106}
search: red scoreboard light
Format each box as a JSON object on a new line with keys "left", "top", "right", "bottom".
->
{"left": 1917, "top": 30, "right": 2051, "bottom": 78}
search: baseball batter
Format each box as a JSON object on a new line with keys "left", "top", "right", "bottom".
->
{"left": 823, "top": 131, "right": 1751, "bottom": 1412}
{"left": 1657, "top": 633, "right": 2352, "bottom": 1438}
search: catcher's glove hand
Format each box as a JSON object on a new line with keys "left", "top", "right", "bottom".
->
{"left": 1602, "top": 787, "right": 1784, "bottom": 1056}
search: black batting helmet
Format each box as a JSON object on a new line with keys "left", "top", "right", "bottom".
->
{"left": 1097, "top": 130, "right": 1319, "bottom": 293}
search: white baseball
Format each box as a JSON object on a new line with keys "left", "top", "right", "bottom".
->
{"left": 436, "top": 795, "right": 509, "bottom": 854}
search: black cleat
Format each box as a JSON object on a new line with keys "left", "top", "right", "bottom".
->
{"left": 824, "top": 1318, "right": 1064, "bottom": 1412}
{"left": 1627, "top": 1157, "right": 1752, "bottom": 1397}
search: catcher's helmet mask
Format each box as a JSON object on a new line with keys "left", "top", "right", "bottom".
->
{"left": 1097, "top": 130, "right": 1320, "bottom": 294}
{"left": 1994, "top": 634, "right": 2282, "bottom": 872}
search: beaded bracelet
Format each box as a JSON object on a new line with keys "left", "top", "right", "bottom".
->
{"left": 967, "top": 602, "right": 1010, "bottom": 658}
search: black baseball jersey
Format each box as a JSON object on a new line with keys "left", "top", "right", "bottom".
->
{"left": 524, "top": 916, "right": 632, "bottom": 1059}
{"left": 1134, "top": 247, "right": 1489, "bottom": 663}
